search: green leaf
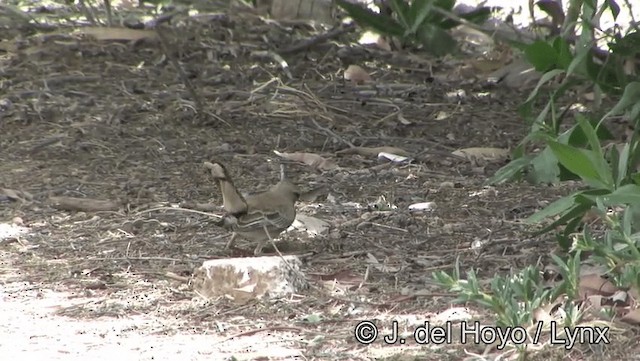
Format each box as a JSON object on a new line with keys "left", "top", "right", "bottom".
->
{"left": 524, "top": 40, "right": 558, "bottom": 72}
{"left": 525, "top": 69, "right": 565, "bottom": 103}
{"left": 576, "top": 115, "right": 603, "bottom": 159}
{"left": 529, "top": 147, "right": 561, "bottom": 184}
{"left": 553, "top": 36, "right": 574, "bottom": 69}
{"left": 547, "top": 141, "right": 612, "bottom": 189}
{"left": 600, "top": 82, "right": 640, "bottom": 122}
{"left": 576, "top": 115, "right": 614, "bottom": 187}
{"left": 623, "top": 204, "right": 633, "bottom": 236}
{"left": 585, "top": 50, "right": 624, "bottom": 94}
{"left": 389, "top": 0, "right": 412, "bottom": 29}
{"left": 408, "top": 0, "right": 436, "bottom": 34}
{"left": 566, "top": 41, "right": 590, "bottom": 77}
{"left": 486, "top": 154, "right": 534, "bottom": 185}
{"left": 531, "top": 202, "right": 593, "bottom": 235}
{"left": 610, "top": 143, "right": 621, "bottom": 185}
{"left": 416, "top": 23, "right": 456, "bottom": 56}
{"left": 525, "top": 194, "right": 577, "bottom": 224}
{"left": 567, "top": 117, "right": 614, "bottom": 146}
{"left": 335, "top": 0, "right": 405, "bottom": 37}
{"left": 617, "top": 142, "right": 631, "bottom": 186}
{"left": 599, "top": 184, "right": 640, "bottom": 205}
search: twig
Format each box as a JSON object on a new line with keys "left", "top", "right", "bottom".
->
{"left": 366, "top": 222, "right": 409, "bottom": 233}
{"left": 310, "top": 118, "right": 355, "bottom": 148}
{"left": 134, "top": 206, "right": 223, "bottom": 218}
{"left": 279, "top": 22, "right": 356, "bottom": 54}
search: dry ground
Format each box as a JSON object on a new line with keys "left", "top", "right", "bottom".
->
{"left": 1, "top": 4, "right": 638, "bottom": 360}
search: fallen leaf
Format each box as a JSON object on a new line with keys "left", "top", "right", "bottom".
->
{"left": 344, "top": 65, "right": 372, "bottom": 84}
{"left": 291, "top": 214, "right": 330, "bottom": 236}
{"left": 273, "top": 150, "right": 338, "bottom": 171}
{"left": 376, "top": 36, "right": 391, "bottom": 51}
{"left": 578, "top": 274, "right": 618, "bottom": 299}
{"left": 434, "top": 111, "right": 451, "bottom": 120}
{"left": 397, "top": 113, "right": 412, "bottom": 125}
{"left": 621, "top": 308, "right": 640, "bottom": 325}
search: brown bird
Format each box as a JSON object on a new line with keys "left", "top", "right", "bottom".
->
{"left": 205, "top": 161, "right": 300, "bottom": 255}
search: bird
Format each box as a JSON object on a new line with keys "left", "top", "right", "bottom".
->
{"left": 205, "top": 161, "right": 300, "bottom": 255}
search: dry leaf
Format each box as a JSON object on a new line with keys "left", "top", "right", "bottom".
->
{"left": 532, "top": 305, "right": 556, "bottom": 323}
{"left": 397, "top": 113, "right": 412, "bottom": 125}
{"left": 376, "top": 36, "right": 391, "bottom": 51}
{"left": 621, "top": 308, "right": 640, "bottom": 325}
{"left": 292, "top": 214, "right": 330, "bottom": 236}
{"left": 344, "top": 65, "right": 372, "bottom": 84}
{"left": 578, "top": 274, "right": 618, "bottom": 299}
{"left": 273, "top": 150, "right": 338, "bottom": 171}
{"left": 434, "top": 111, "right": 451, "bottom": 120}
{"left": 337, "top": 146, "right": 410, "bottom": 157}
{"left": 452, "top": 147, "right": 509, "bottom": 161}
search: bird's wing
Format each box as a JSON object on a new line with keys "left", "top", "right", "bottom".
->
{"left": 237, "top": 208, "right": 288, "bottom": 230}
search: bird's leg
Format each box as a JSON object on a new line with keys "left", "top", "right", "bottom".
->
{"left": 254, "top": 224, "right": 286, "bottom": 257}
{"left": 253, "top": 224, "right": 273, "bottom": 255}
{"left": 225, "top": 232, "right": 238, "bottom": 249}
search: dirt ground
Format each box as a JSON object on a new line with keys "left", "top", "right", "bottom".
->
{"left": 1, "top": 5, "right": 637, "bottom": 361}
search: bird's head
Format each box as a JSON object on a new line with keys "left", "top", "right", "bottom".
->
{"left": 205, "top": 161, "right": 230, "bottom": 180}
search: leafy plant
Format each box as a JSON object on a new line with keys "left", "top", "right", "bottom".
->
{"left": 433, "top": 252, "right": 585, "bottom": 328}
{"left": 335, "top": 0, "right": 494, "bottom": 56}
{"left": 573, "top": 203, "right": 640, "bottom": 291}
{"left": 488, "top": 0, "right": 640, "bottom": 187}
{"left": 434, "top": 261, "right": 554, "bottom": 328}
{"left": 517, "top": 109, "right": 640, "bottom": 246}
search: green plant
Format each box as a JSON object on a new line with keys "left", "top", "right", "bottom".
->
{"left": 432, "top": 253, "right": 585, "bottom": 349}
{"left": 517, "top": 107, "right": 640, "bottom": 247}
{"left": 573, "top": 203, "right": 640, "bottom": 291}
{"left": 488, "top": 0, "right": 640, "bottom": 187}
{"left": 433, "top": 260, "right": 557, "bottom": 328}
{"left": 335, "top": 0, "right": 494, "bottom": 56}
